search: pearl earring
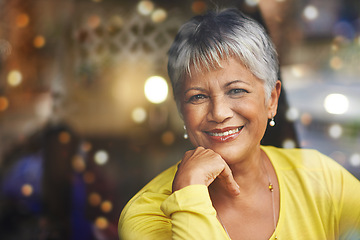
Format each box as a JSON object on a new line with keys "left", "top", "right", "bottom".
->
{"left": 183, "top": 125, "right": 188, "bottom": 139}
{"left": 269, "top": 116, "right": 275, "bottom": 127}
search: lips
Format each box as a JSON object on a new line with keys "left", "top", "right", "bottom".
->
{"left": 205, "top": 126, "right": 243, "bottom": 142}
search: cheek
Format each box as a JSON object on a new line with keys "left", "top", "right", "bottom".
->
{"left": 182, "top": 105, "right": 207, "bottom": 129}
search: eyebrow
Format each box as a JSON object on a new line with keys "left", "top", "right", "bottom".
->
{"left": 184, "top": 87, "right": 206, "bottom": 95}
{"left": 225, "top": 80, "right": 250, "bottom": 87}
{"left": 184, "top": 80, "right": 251, "bottom": 95}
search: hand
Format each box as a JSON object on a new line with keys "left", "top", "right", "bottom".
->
{"left": 172, "top": 147, "right": 240, "bottom": 196}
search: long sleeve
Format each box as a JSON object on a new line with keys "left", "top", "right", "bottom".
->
{"left": 161, "top": 185, "right": 229, "bottom": 239}
{"left": 118, "top": 165, "right": 229, "bottom": 240}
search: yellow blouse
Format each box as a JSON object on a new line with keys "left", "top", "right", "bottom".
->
{"left": 119, "top": 146, "right": 360, "bottom": 240}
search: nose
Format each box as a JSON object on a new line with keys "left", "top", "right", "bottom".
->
{"left": 207, "top": 97, "right": 233, "bottom": 123}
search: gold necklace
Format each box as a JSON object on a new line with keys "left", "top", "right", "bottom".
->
{"left": 217, "top": 158, "right": 278, "bottom": 240}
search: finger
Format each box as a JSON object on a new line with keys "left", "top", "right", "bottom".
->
{"left": 219, "top": 164, "right": 240, "bottom": 196}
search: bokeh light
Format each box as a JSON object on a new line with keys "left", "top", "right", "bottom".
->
{"left": 81, "top": 141, "right": 92, "bottom": 152}
{"left": 151, "top": 8, "right": 167, "bottom": 23}
{"left": 161, "top": 131, "right": 175, "bottom": 146}
{"left": 101, "top": 201, "right": 113, "bottom": 213}
{"left": 349, "top": 154, "right": 360, "bottom": 167}
{"left": 58, "top": 131, "right": 71, "bottom": 144}
{"left": 16, "top": 13, "right": 30, "bottom": 27}
{"left": 33, "top": 35, "right": 46, "bottom": 48}
{"left": 95, "top": 217, "right": 108, "bottom": 229}
{"left": 89, "top": 192, "right": 102, "bottom": 206}
{"left": 137, "top": 0, "right": 154, "bottom": 16}
{"left": 94, "top": 150, "right": 109, "bottom": 165}
{"left": 72, "top": 155, "right": 86, "bottom": 173}
{"left": 87, "top": 15, "right": 101, "bottom": 29}
{"left": 329, "top": 56, "right": 343, "bottom": 70}
{"left": 282, "top": 139, "right": 296, "bottom": 149}
{"left": 132, "top": 107, "right": 147, "bottom": 123}
{"left": 324, "top": 93, "right": 349, "bottom": 115}
{"left": 83, "top": 171, "right": 95, "bottom": 184}
{"left": 328, "top": 124, "right": 343, "bottom": 139}
{"left": 191, "top": 1, "right": 207, "bottom": 14}
{"left": 245, "top": 0, "right": 259, "bottom": 7}
{"left": 7, "top": 70, "right": 22, "bottom": 87}
{"left": 300, "top": 113, "right": 312, "bottom": 126}
{"left": 286, "top": 107, "right": 299, "bottom": 122}
{"left": 21, "top": 184, "right": 33, "bottom": 197}
{"left": 144, "top": 76, "right": 168, "bottom": 104}
{"left": 0, "top": 97, "right": 9, "bottom": 111}
{"left": 303, "top": 5, "right": 319, "bottom": 21}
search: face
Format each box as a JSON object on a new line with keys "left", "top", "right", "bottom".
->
{"left": 181, "top": 58, "right": 281, "bottom": 164}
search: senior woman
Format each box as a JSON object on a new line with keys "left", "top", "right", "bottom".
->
{"left": 119, "top": 8, "right": 360, "bottom": 240}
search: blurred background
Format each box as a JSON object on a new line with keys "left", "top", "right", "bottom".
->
{"left": 0, "top": 0, "right": 359, "bottom": 239}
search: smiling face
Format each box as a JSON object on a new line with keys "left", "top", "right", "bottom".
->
{"left": 181, "top": 58, "right": 280, "bottom": 164}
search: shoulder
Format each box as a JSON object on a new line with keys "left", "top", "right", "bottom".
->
{"left": 261, "top": 145, "right": 342, "bottom": 172}
{"left": 121, "top": 162, "right": 178, "bottom": 214}
{"left": 119, "top": 163, "right": 178, "bottom": 239}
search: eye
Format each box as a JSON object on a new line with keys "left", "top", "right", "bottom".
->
{"left": 187, "top": 94, "right": 208, "bottom": 104}
{"left": 228, "top": 88, "right": 248, "bottom": 96}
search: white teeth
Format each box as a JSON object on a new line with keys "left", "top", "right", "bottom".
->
{"left": 208, "top": 127, "right": 242, "bottom": 137}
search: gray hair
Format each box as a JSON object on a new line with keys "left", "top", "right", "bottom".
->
{"left": 167, "top": 8, "right": 279, "bottom": 110}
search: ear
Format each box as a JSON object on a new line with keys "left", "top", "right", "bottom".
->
{"left": 267, "top": 80, "right": 281, "bottom": 118}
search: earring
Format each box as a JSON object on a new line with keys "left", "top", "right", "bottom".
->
{"left": 183, "top": 125, "right": 188, "bottom": 139}
{"left": 269, "top": 116, "right": 275, "bottom": 127}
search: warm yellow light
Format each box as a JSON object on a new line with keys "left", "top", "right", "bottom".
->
{"left": 162, "top": 131, "right": 175, "bottom": 146}
{"left": 72, "top": 155, "right": 86, "bottom": 173}
{"left": 58, "top": 131, "right": 71, "bottom": 144}
{"left": 21, "top": 184, "right": 33, "bottom": 197}
{"left": 95, "top": 217, "right": 108, "bottom": 229}
{"left": 0, "top": 97, "right": 9, "bottom": 111}
{"left": 89, "top": 192, "right": 102, "bottom": 206}
{"left": 16, "top": 13, "right": 29, "bottom": 28}
{"left": 137, "top": 1, "right": 154, "bottom": 15}
{"left": 83, "top": 171, "right": 95, "bottom": 184}
{"left": 94, "top": 150, "right": 109, "bottom": 165}
{"left": 101, "top": 201, "right": 113, "bottom": 213}
{"left": 151, "top": 9, "right": 167, "bottom": 23}
{"left": 34, "top": 35, "right": 46, "bottom": 48}
{"left": 329, "top": 56, "right": 343, "bottom": 70}
{"left": 324, "top": 93, "right": 349, "bottom": 114}
{"left": 7, "top": 70, "right": 22, "bottom": 87}
{"left": 144, "top": 76, "right": 168, "bottom": 104}
{"left": 87, "top": 15, "right": 101, "bottom": 29}
{"left": 132, "top": 107, "right": 147, "bottom": 123}
{"left": 191, "top": 1, "right": 207, "bottom": 14}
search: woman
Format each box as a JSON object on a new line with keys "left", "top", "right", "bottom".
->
{"left": 119, "top": 8, "right": 360, "bottom": 240}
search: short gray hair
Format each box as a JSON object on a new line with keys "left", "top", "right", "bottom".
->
{"left": 168, "top": 8, "right": 279, "bottom": 110}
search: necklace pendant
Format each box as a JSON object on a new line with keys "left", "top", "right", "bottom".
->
{"left": 268, "top": 183, "right": 274, "bottom": 192}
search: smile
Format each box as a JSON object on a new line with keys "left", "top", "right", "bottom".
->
{"left": 205, "top": 126, "right": 243, "bottom": 142}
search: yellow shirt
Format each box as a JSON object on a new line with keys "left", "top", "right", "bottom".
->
{"left": 119, "top": 146, "right": 360, "bottom": 240}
